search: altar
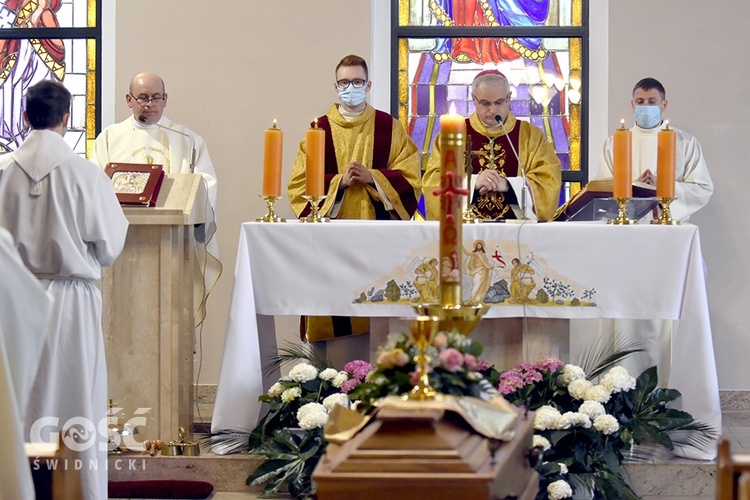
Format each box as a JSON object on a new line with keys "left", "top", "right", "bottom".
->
{"left": 212, "top": 220, "right": 720, "bottom": 459}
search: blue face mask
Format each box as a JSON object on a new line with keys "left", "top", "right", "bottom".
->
{"left": 338, "top": 86, "right": 367, "bottom": 107}
{"left": 634, "top": 105, "right": 662, "bottom": 129}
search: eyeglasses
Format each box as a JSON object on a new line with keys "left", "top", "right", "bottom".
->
{"left": 129, "top": 93, "right": 165, "bottom": 105}
{"left": 473, "top": 94, "right": 511, "bottom": 109}
{"left": 336, "top": 79, "right": 367, "bottom": 90}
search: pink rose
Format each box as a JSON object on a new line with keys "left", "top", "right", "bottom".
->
{"left": 439, "top": 348, "right": 465, "bottom": 372}
{"left": 464, "top": 354, "right": 479, "bottom": 371}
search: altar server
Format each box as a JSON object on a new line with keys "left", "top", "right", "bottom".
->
{"left": 0, "top": 227, "right": 53, "bottom": 500}
{"left": 0, "top": 79, "right": 129, "bottom": 499}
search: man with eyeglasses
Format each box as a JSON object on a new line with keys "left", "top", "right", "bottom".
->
{"left": 287, "top": 54, "right": 421, "bottom": 343}
{"left": 91, "top": 72, "right": 220, "bottom": 324}
{"left": 422, "top": 70, "right": 561, "bottom": 221}
{"left": 91, "top": 72, "right": 218, "bottom": 253}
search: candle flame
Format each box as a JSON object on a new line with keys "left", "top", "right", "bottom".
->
{"left": 619, "top": 118, "right": 626, "bottom": 130}
{"left": 313, "top": 119, "right": 318, "bottom": 129}
{"left": 665, "top": 119, "right": 670, "bottom": 130}
{"left": 272, "top": 119, "right": 278, "bottom": 129}
{"left": 449, "top": 102, "right": 457, "bottom": 115}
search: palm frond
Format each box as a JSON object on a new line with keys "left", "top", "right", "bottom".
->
{"left": 574, "top": 333, "right": 644, "bottom": 379}
{"left": 205, "top": 429, "right": 250, "bottom": 455}
{"left": 263, "top": 340, "right": 330, "bottom": 377}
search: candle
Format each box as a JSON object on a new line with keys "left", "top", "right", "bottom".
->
{"left": 305, "top": 120, "right": 325, "bottom": 197}
{"left": 262, "top": 120, "right": 283, "bottom": 197}
{"left": 437, "top": 103, "right": 466, "bottom": 307}
{"left": 656, "top": 120, "right": 676, "bottom": 198}
{"left": 612, "top": 119, "right": 632, "bottom": 198}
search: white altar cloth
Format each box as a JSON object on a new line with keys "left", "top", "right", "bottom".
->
{"left": 212, "top": 220, "right": 720, "bottom": 459}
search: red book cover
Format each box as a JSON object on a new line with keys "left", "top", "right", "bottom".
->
{"left": 104, "top": 162, "right": 165, "bottom": 207}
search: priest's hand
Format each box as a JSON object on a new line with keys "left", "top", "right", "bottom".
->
{"left": 476, "top": 169, "right": 509, "bottom": 196}
{"left": 636, "top": 169, "right": 656, "bottom": 185}
{"left": 346, "top": 161, "right": 374, "bottom": 186}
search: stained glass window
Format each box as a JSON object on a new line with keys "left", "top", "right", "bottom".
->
{"left": 0, "top": 0, "right": 99, "bottom": 157}
{"left": 393, "top": 0, "right": 588, "bottom": 205}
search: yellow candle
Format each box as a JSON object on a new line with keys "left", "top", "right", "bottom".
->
{"left": 613, "top": 119, "right": 632, "bottom": 198}
{"left": 305, "top": 120, "right": 325, "bottom": 197}
{"left": 657, "top": 121, "right": 676, "bottom": 198}
{"left": 437, "top": 104, "right": 466, "bottom": 307}
{"left": 262, "top": 120, "right": 283, "bottom": 197}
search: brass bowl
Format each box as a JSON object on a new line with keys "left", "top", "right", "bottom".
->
{"left": 161, "top": 442, "right": 181, "bottom": 456}
{"left": 181, "top": 442, "right": 200, "bottom": 456}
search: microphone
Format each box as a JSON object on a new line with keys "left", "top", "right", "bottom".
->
{"left": 138, "top": 115, "right": 196, "bottom": 173}
{"left": 495, "top": 114, "right": 527, "bottom": 220}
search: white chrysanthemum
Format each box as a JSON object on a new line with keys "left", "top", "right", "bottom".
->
{"left": 318, "top": 368, "right": 338, "bottom": 381}
{"left": 331, "top": 371, "right": 349, "bottom": 388}
{"left": 534, "top": 405, "right": 563, "bottom": 431}
{"left": 601, "top": 366, "right": 637, "bottom": 393}
{"left": 593, "top": 414, "right": 620, "bottom": 435}
{"left": 578, "top": 400, "right": 606, "bottom": 420}
{"left": 547, "top": 479, "right": 573, "bottom": 500}
{"left": 567, "top": 378, "right": 592, "bottom": 400}
{"left": 558, "top": 463, "right": 568, "bottom": 475}
{"left": 288, "top": 363, "right": 319, "bottom": 383}
{"left": 296, "top": 402, "right": 329, "bottom": 430}
{"left": 281, "top": 387, "right": 302, "bottom": 403}
{"left": 267, "top": 382, "right": 284, "bottom": 398}
{"left": 322, "top": 393, "right": 350, "bottom": 411}
{"left": 533, "top": 435, "right": 551, "bottom": 452}
{"left": 560, "top": 411, "right": 592, "bottom": 429}
{"left": 557, "top": 364, "right": 586, "bottom": 386}
{"left": 584, "top": 384, "right": 612, "bottom": 404}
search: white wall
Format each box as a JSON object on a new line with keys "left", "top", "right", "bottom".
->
{"left": 109, "top": 0, "right": 748, "bottom": 392}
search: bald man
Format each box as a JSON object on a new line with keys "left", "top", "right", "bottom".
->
{"left": 91, "top": 72, "right": 220, "bottom": 324}
{"left": 92, "top": 72, "right": 218, "bottom": 249}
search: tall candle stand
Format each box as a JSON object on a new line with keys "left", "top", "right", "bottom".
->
{"left": 608, "top": 197, "right": 636, "bottom": 225}
{"left": 300, "top": 195, "right": 329, "bottom": 223}
{"left": 406, "top": 315, "right": 441, "bottom": 401}
{"left": 256, "top": 195, "right": 286, "bottom": 223}
{"left": 651, "top": 197, "right": 679, "bottom": 225}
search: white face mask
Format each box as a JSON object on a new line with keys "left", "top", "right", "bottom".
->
{"left": 338, "top": 86, "right": 367, "bottom": 107}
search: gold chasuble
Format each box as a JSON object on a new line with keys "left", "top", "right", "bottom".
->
{"left": 288, "top": 104, "right": 421, "bottom": 341}
{"left": 423, "top": 112, "right": 561, "bottom": 221}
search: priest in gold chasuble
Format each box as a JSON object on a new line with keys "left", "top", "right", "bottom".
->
{"left": 423, "top": 70, "right": 561, "bottom": 221}
{"left": 287, "top": 55, "right": 421, "bottom": 342}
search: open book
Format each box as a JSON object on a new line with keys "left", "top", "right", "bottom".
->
{"left": 553, "top": 178, "right": 657, "bottom": 222}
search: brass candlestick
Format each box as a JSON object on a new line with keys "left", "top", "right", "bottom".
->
{"left": 651, "top": 197, "right": 679, "bottom": 225}
{"left": 256, "top": 195, "right": 286, "bottom": 223}
{"left": 300, "top": 195, "right": 329, "bottom": 223}
{"left": 406, "top": 315, "right": 441, "bottom": 401}
{"left": 608, "top": 197, "right": 636, "bottom": 225}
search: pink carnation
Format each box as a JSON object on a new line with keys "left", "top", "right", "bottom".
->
{"left": 439, "top": 348, "right": 465, "bottom": 372}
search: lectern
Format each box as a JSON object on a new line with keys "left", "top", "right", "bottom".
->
{"left": 102, "top": 173, "right": 207, "bottom": 444}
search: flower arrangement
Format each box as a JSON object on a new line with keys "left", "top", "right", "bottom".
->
{"left": 246, "top": 358, "right": 374, "bottom": 498}
{"left": 245, "top": 337, "right": 714, "bottom": 500}
{"left": 347, "top": 330, "right": 500, "bottom": 408}
{"left": 499, "top": 356, "right": 715, "bottom": 499}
